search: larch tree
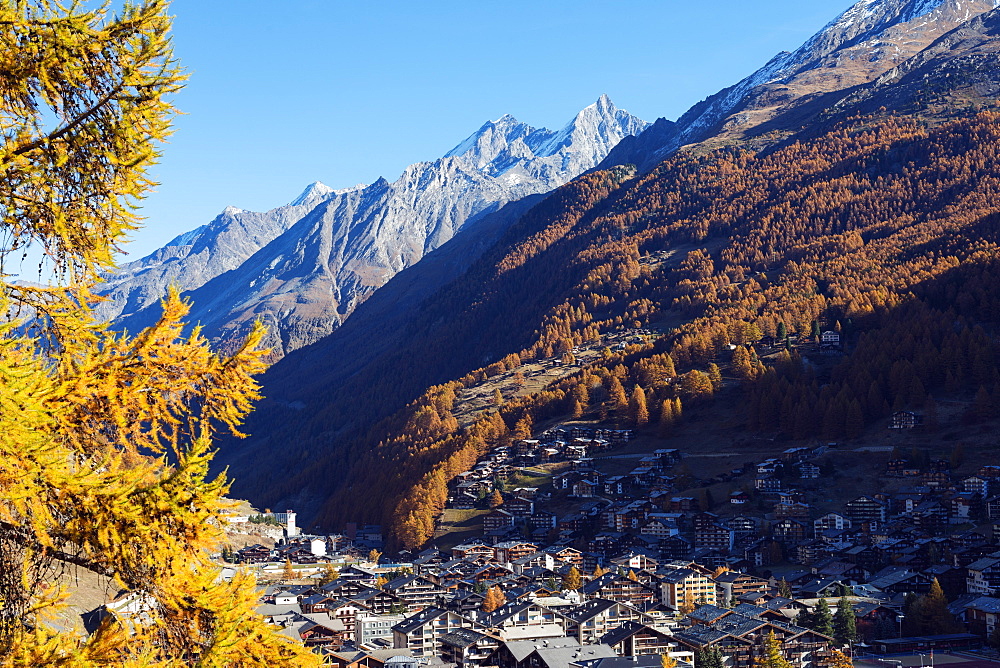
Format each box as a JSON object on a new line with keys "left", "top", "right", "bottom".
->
{"left": 630, "top": 386, "right": 649, "bottom": 426}
{"left": 753, "top": 631, "right": 793, "bottom": 668}
{"left": 562, "top": 565, "right": 582, "bottom": 590}
{"left": 0, "top": 1, "right": 318, "bottom": 665}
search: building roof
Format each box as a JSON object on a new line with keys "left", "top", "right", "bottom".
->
{"left": 501, "top": 637, "right": 580, "bottom": 663}
{"left": 438, "top": 627, "right": 491, "bottom": 649}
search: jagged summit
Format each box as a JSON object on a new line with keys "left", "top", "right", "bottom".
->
{"left": 289, "top": 181, "right": 333, "bottom": 207}
{"left": 445, "top": 96, "right": 647, "bottom": 170}
{"left": 101, "top": 98, "right": 648, "bottom": 357}
{"left": 602, "top": 0, "right": 1000, "bottom": 172}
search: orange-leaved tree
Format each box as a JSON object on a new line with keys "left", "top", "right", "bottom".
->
{"left": 0, "top": 1, "right": 318, "bottom": 665}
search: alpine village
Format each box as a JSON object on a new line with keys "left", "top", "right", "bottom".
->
{"left": 8, "top": 1, "right": 1000, "bottom": 667}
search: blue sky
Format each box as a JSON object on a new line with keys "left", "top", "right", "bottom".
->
{"left": 126, "top": 0, "right": 855, "bottom": 258}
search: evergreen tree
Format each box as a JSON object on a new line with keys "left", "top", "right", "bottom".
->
{"left": 834, "top": 595, "right": 857, "bottom": 647}
{"left": 778, "top": 578, "right": 793, "bottom": 598}
{"left": 811, "top": 598, "right": 834, "bottom": 637}
{"left": 696, "top": 646, "right": 725, "bottom": 668}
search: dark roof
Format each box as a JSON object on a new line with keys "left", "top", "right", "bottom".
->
{"left": 439, "top": 628, "right": 490, "bottom": 649}
{"left": 688, "top": 604, "right": 732, "bottom": 624}
{"left": 600, "top": 620, "right": 670, "bottom": 646}
{"left": 501, "top": 637, "right": 580, "bottom": 663}
{"left": 391, "top": 607, "right": 447, "bottom": 634}
{"left": 561, "top": 599, "right": 621, "bottom": 623}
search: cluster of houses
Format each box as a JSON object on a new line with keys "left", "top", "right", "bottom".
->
{"left": 228, "top": 416, "right": 1000, "bottom": 666}
{"left": 255, "top": 550, "right": 847, "bottom": 668}
{"left": 254, "top": 536, "right": 995, "bottom": 667}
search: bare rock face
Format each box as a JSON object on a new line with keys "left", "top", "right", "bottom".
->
{"left": 104, "top": 97, "right": 647, "bottom": 357}
{"left": 601, "top": 0, "right": 1000, "bottom": 171}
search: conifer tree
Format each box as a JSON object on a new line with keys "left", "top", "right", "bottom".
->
{"left": 754, "top": 631, "right": 793, "bottom": 668}
{"left": 661, "top": 653, "right": 678, "bottom": 668}
{"left": 489, "top": 489, "right": 505, "bottom": 508}
{"left": 811, "top": 598, "right": 834, "bottom": 637}
{"left": 828, "top": 648, "right": 854, "bottom": 668}
{"left": 630, "top": 386, "right": 649, "bottom": 426}
{"left": 482, "top": 585, "right": 506, "bottom": 612}
{"left": 778, "top": 579, "right": 793, "bottom": 598}
{"left": 834, "top": 595, "right": 857, "bottom": 647}
{"left": 283, "top": 558, "right": 296, "bottom": 581}
{"left": 563, "top": 565, "right": 582, "bottom": 590}
{"left": 319, "top": 563, "right": 341, "bottom": 585}
{"left": 0, "top": 2, "right": 318, "bottom": 664}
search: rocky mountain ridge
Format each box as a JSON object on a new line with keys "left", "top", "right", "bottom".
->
{"left": 104, "top": 96, "right": 647, "bottom": 356}
{"left": 601, "top": 0, "right": 1000, "bottom": 171}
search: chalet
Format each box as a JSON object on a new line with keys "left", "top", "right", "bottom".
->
{"left": 886, "top": 459, "right": 921, "bottom": 477}
{"left": 773, "top": 519, "right": 808, "bottom": 544}
{"left": 392, "top": 607, "right": 476, "bottom": 657}
{"left": 659, "top": 567, "right": 718, "bottom": 610}
{"left": 755, "top": 476, "right": 781, "bottom": 493}
{"left": 571, "top": 480, "right": 599, "bottom": 498}
{"left": 694, "top": 523, "right": 735, "bottom": 553}
{"left": 546, "top": 546, "right": 584, "bottom": 567}
{"left": 820, "top": 331, "right": 840, "bottom": 345}
{"left": 890, "top": 411, "right": 923, "bottom": 430}
{"left": 963, "top": 476, "right": 990, "bottom": 497}
{"left": 610, "top": 552, "right": 659, "bottom": 572}
{"left": 530, "top": 509, "right": 558, "bottom": 531}
{"left": 671, "top": 612, "right": 831, "bottom": 668}
{"left": 603, "top": 477, "right": 626, "bottom": 497}
{"left": 495, "top": 542, "right": 538, "bottom": 564}
{"left": 845, "top": 496, "right": 887, "bottom": 524}
{"left": 506, "top": 497, "right": 535, "bottom": 517}
{"left": 730, "top": 491, "right": 750, "bottom": 505}
{"left": 714, "top": 572, "right": 771, "bottom": 604}
{"left": 382, "top": 575, "right": 445, "bottom": 611}
{"left": 656, "top": 499, "right": 692, "bottom": 516}
{"left": 438, "top": 628, "right": 502, "bottom": 667}
{"left": 559, "top": 599, "right": 648, "bottom": 644}
{"left": 640, "top": 518, "right": 678, "bottom": 539}
{"left": 962, "top": 596, "right": 1000, "bottom": 636}
{"left": 813, "top": 513, "right": 851, "bottom": 535}
{"left": 967, "top": 557, "right": 1000, "bottom": 595}
{"left": 774, "top": 502, "right": 810, "bottom": 520}
{"left": 453, "top": 543, "right": 496, "bottom": 561}
{"left": 480, "top": 600, "right": 566, "bottom": 640}
{"left": 483, "top": 510, "right": 515, "bottom": 533}
{"left": 797, "top": 463, "right": 821, "bottom": 479}
{"left": 582, "top": 574, "right": 657, "bottom": 607}
{"left": 599, "top": 620, "right": 676, "bottom": 657}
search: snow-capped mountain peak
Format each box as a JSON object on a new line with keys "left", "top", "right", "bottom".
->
{"left": 290, "top": 181, "right": 335, "bottom": 207}
{"left": 100, "top": 98, "right": 649, "bottom": 357}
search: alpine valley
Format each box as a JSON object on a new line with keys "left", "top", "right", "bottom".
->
{"left": 123, "top": 0, "right": 1000, "bottom": 552}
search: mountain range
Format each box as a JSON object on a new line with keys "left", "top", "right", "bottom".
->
{"left": 165, "top": 0, "right": 1000, "bottom": 538}
{"left": 98, "top": 97, "right": 647, "bottom": 356}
